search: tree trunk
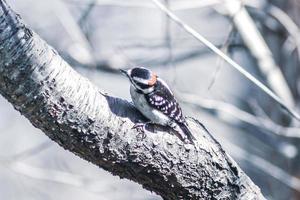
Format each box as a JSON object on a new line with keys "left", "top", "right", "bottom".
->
{"left": 0, "top": 0, "right": 265, "bottom": 199}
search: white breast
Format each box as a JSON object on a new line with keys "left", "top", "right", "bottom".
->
{"left": 130, "top": 85, "right": 170, "bottom": 125}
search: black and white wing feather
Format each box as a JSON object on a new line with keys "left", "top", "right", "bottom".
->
{"left": 145, "top": 79, "right": 184, "bottom": 123}
{"left": 145, "top": 79, "right": 195, "bottom": 143}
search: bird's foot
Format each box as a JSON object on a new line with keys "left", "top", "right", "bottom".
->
{"left": 132, "top": 122, "right": 147, "bottom": 139}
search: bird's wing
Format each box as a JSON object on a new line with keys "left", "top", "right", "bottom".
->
{"left": 146, "top": 89, "right": 184, "bottom": 123}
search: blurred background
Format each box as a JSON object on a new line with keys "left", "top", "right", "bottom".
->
{"left": 1, "top": 0, "right": 300, "bottom": 199}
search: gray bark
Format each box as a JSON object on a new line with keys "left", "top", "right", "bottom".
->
{"left": 0, "top": 1, "right": 265, "bottom": 199}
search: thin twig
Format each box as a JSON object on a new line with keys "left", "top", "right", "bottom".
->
{"left": 53, "top": 0, "right": 95, "bottom": 66}
{"left": 7, "top": 161, "right": 104, "bottom": 191}
{"left": 11, "top": 141, "right": 52, "bottom": 161}
{"left": 78, "top": 0, "right": 97, "bottom": 27}
{"left": 150, "top": 0, "right": 300, "bottom": 121}
{"left": 208, "top": 26, "right": 235, "bottom": 91}
{"left": 163, "top": 0, "right": 176, "bottom": 85}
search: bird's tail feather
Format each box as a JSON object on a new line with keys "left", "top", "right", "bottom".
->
{"left": 178, "top": 123, "right": 196, "bottom": 144}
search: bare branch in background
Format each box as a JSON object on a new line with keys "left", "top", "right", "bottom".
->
{"left": 64, "top": 0, "right": 223, "bottom": 11}
{"left": 208, "top": 26, "right": 235, "bottom": 91}
{"left": 252, "top": 3, "right": 300, "bottom": 60}
{"left": 270, "top": 7, "right": 300, "bottom": 59}
{"left": 53, "top": 0, "right": 95, "bottom": 66}
{"left": 163, "top": 0, "right": 177, "bottom": 85}
{"left": 10, "top": 141, "right": 52, "bottom": 161}
{"left": 7, "top": 161, "right": 105, "bottom": 191}
{"left": 78, "top": 0, "right": 97, "bottom": 28}
{"left": 221, "top": 140, "right": 300, "bottom": 192}
{"left": 178, "top": 92, "right": 300, "bottom": 138}
{"left": 0, "top": 1, "right": 265, "bottom": 199}
{"left": 222, "top": 0, "right": 295, "bottom": 107}
{"left": 150, "top": 0, "right": 300, "bottom": 121}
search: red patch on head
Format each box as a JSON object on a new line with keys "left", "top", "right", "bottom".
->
{"left": 148, "top": 74, "right": 157, "bottom": 86}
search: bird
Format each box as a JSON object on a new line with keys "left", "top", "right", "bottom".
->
{"left": 121, "top": 67, "right": 196, "bottom": 144}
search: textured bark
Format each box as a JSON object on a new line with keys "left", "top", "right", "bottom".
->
{"left": 0, "top": 1, "right": 265, "bottom": 199}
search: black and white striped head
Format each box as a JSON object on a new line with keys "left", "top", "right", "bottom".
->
{"left": 121, "top": 67, "right": 157, "bottom": 93}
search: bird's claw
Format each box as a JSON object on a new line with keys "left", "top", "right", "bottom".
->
{"left": 132, "top": 123, "right": 147, "bottom": 139}
{"left": 132, "top": 122, "right": 145, "bottom": 131}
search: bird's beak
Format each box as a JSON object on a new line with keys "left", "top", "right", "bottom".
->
{"left": 120, "top": 69, "right": 127, "bottom": 75}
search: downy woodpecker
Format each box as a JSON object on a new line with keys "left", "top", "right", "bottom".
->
{"left": 121, "top": 67, "right": 195, "bottom": 144}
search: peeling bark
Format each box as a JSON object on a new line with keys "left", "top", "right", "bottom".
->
{"left": 0, "top": 1, "right": 265, "bottom": 199}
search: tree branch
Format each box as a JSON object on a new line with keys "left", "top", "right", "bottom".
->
{"left": 0, "top": 1, "right": 264, "bottom": 199}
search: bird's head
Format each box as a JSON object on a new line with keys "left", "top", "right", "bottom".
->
{"left": 120, "top": 67, "right": 157, "bottom": 93}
